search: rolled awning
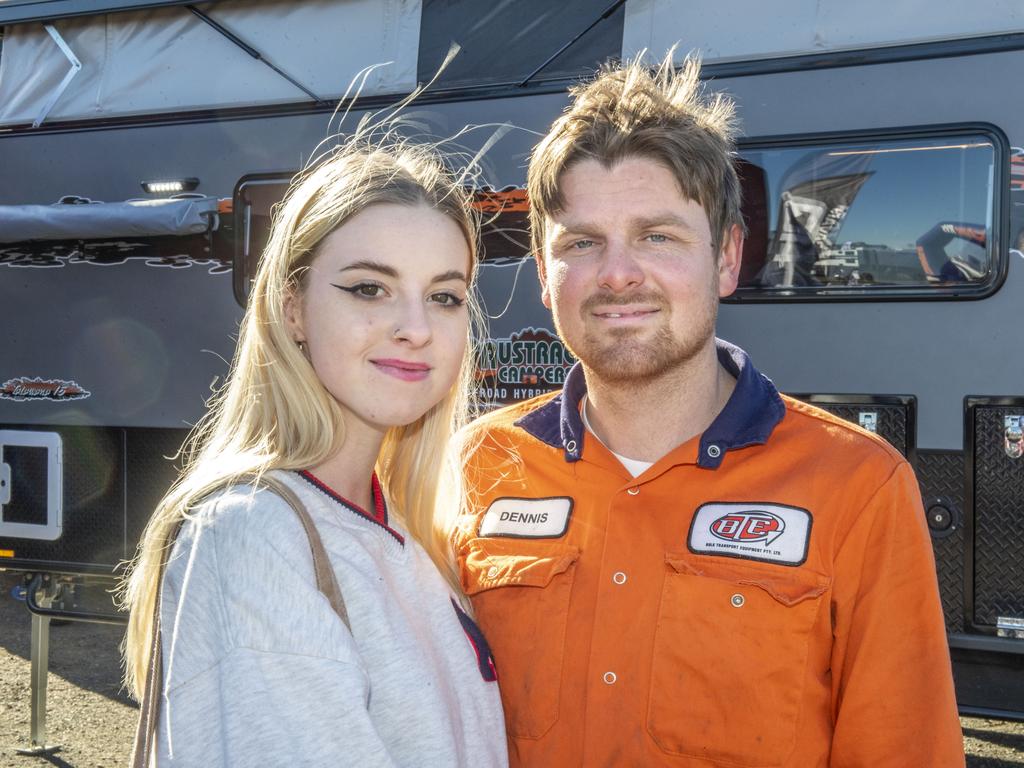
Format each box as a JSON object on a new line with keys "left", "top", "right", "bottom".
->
{"left": 0, "top": 196, "right": 221, "bottom": 243}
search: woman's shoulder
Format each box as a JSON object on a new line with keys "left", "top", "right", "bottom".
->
{"left": 179, "top": 473, "right": 311, "bottom": 560}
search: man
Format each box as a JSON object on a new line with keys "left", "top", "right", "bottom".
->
{"left": 455, "top": 55, "right": 964, "bottom": 767}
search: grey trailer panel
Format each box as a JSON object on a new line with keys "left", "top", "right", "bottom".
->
{"left": 714, "top": 49, "right": 1024, "bottom": 451}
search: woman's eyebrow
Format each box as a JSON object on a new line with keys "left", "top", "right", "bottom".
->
{"left": 338, "top": 260, "right": 398, "bottom": 277}
{"left": 432, "top": 270, "right": 468, "bottom": 284}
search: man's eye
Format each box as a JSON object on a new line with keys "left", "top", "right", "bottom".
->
{"left": 571, "top": 239, "right": 594, "bottom": 250}
{"left": 646, "top": 233, "right": 669, "bottom": 243}
{"left": 430, "top": 292, "right": 465, "bottom": 308}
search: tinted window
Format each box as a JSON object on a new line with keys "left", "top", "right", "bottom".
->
{"left": 734, "top": 131, "right": 1000, "bottom": 299}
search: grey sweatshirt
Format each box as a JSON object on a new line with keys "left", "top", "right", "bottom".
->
{"left": 155, "top": 470, "right": 508, "bottom": 767}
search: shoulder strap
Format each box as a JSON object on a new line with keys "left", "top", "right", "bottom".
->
{"left": 130, "top": 474, "right": 349, "bottom": 767}
{"left": 257, "top": 474, "right": 350, "bottom": 627}
{"left": 130, "top": 519, "right": 182, "bottom": 768}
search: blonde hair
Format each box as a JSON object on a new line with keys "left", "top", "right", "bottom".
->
{"left": 120, "top": 137, "right": 481, "bottom": 700}
{"left": 528, "top": 52, "right": 743, "bottom": 257}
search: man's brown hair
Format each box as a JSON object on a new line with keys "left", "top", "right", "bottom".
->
{"left": 527, "top": 53, "right": 743, "bottom": 257}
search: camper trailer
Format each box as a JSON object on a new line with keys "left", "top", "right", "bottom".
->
{"left": 1, "top": 0, "right": 1023, "bottom": 745}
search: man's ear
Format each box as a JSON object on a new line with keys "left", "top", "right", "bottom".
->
{"left": 283, "top": 286, "right": 305, "bottom": 343}
{"left": 717, "top": 223, "right": 744, "bottom": 298}
{"left": 535, "top": 248, "right": 552, "bottom": 309}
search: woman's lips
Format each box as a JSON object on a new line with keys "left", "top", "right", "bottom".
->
{"left": 371, "top": 359, "right": 432, "bottom": 382}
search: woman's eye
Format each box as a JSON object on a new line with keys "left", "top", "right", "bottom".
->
{"left": 430, "top": 292, "right": 465, "bottom": 308}
{"left": 334, "top": 282, "right": 384, "bottom": 299}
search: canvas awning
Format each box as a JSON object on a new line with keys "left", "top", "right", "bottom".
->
{"left": 622, "top": 0, "right": 1024, "bottom": 64}
{"left": 0, "top": 196, "right": 221, "bottom": 243}
{"left": 0, "top": 0, "right": 421, "bottom": 125}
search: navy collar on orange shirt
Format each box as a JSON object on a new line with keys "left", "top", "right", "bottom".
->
{"left": 514, "top": 338, "right": 785, "bottom": 469}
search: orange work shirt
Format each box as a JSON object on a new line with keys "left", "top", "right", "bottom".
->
{"left": 456, "top": 340, "right": 964, "bottom": 768}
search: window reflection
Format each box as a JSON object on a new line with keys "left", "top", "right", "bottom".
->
{"left": 736, "top": 135, "right": 996, "bottom": 295}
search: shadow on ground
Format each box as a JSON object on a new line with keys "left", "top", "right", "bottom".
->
{"left": 1, "top": 571, "right": 133, "bottom": 707}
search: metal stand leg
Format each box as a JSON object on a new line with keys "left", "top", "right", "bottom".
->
{"left": 16, "top": 579, "right": 61, "bottom": 757}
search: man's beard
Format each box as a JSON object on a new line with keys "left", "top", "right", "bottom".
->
{"left": 556, "top": 289, "right": 717, "bottom": 385}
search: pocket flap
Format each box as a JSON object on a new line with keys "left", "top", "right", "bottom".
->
{"left": 461, "top": 537, "right": 579, "bottom": 595}
{"left": 664, "top": 553, "right": 829, "bottom": 607}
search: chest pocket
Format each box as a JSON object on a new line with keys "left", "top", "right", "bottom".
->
{"left": 461, "top": 537, "right": 579, "bottom": 740}
{"left": 647, "top": 555, "right": 830, "bottom": 766}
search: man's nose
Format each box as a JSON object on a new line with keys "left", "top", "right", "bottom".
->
{"left": 596, "top": 240, "right": 645, "bottom": 292}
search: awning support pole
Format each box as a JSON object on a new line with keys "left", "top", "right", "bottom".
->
{"left": 33, "top": 24, "right": 82, "bottom": 128}
{"left": 186, "top": 6, "right": 326, "bottom": 105}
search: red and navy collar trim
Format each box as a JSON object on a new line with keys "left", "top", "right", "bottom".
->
{"left": 514, "top": 338, "right": 785, "bottom": 470}
{"left": 297, "top": 470, "right": 405, "bottom": 545}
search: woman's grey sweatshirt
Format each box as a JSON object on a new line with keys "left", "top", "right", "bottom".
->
{"left": 154, "top": 470, "right": 508, "bottom": 767}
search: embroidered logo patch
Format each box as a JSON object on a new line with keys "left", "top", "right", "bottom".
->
{"left": 689, "top": 502, "right": 812, "bottom": 566}
{"left": 478, "top": 496, "right": 572, "bottom": 538}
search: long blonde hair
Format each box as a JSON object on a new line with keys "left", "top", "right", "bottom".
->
{"left": 120, "top": 137, "right": 482, "bottom": 700}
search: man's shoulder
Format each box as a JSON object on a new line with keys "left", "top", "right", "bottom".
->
{"left": 466, "top": 390, "right": 563, "bottom": 441}
{"left": 779, "top": 394, "right": 906, "bottom": 468}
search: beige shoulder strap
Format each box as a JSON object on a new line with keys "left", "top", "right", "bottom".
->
{"left": 257, "top": 474, "right": 350, "bottom": 626}
{"left": 131, "top": 474, "right": 349, "bottom": 768}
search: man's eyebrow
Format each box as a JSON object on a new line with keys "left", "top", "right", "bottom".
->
{"left": 549, "top": 220, "right": 596, "bottom": 237}
{"left": 432, "top": 269, "right": 467, "bottom": 284}
{"left": 551, "top": 213, "right": 699, "bottom": 236}
{"left": 632, "top": 213, "right": 699, "bottom": 232}
{"left": 338, "top": 260, "right": 398, "bottom": 277}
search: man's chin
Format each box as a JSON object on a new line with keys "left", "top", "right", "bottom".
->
{"left": 575, "top": 336, "right": 711, "bottom": 386}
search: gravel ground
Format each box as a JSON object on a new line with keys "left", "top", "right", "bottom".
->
{"left": 1, "top": 571, "right": 1022, "bottom": 767}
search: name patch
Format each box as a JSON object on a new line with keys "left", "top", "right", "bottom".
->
{"left": 688, "top": 502, "right": 812, "bottom": 566}
{"left": 479, "top": 497, "right": 572, "bottom": 538}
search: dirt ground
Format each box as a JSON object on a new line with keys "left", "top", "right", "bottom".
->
{"left": 1, "top": 571, "right": 1023, "bottom": 767}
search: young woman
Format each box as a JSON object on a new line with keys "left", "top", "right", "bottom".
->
{"left": 122, "top": 138, "right": 507, "bottom": 766}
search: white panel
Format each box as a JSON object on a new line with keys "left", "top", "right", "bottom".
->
{"left": 0, "top": 431, "right": 63, "bottom": 542}
{"left": 0, "top": 0, "right": 422, "bottom": 125}
{"left": 623, "top": 0, "right": 1024, "bottom": 63}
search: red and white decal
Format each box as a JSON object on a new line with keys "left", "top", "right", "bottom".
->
{"left": 0, "top": 377, "right": 90, "bottom": 402}
{"left": 689, "top": 502, "right": 811, "bottom": 566}
{"left": 710, "top": 510, "right": 786, "bottom": 545}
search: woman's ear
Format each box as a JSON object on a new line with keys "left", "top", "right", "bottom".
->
{"left": 283, "top": 286, "right": 305, "bottom": 343}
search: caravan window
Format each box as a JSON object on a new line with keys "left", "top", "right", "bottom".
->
{"left": 732, "top": 128, "right": 1004, "bottom": 300}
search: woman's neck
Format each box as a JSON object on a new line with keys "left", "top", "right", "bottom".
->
{"left": 307, "top": 423, "right": 385, "bottom": 512}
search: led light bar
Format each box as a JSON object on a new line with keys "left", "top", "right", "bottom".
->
{"left": 141, "top": 177, "right": 200, "bottom": 194}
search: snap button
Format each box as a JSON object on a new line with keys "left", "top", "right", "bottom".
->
{"left": 603, "top": 671, "right": 617, "bottom": 685}
{"left": 565, "top": 439, "right": 577, "bottom": 453}
{"left": 487, "top": 566, "right": 499, "bottom": 579}
{"left": 731, "top": 593, "right": 745, "bottom": 608}
{"left": 627, "top": 487, "right": 640, "bottom": 496}
{"left": 612, "top": 571, "right": 627, "bottom": 585}
{"left": 707, "top": 444, "right": 722, "bottom": 459}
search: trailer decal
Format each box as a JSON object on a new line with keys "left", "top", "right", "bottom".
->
{"left": 0, "top": 242, "right": 231, "bottom": 273}
{"left": 477, "top": 327, "right": 575, "bottom": 405}
{"left": 0, "top": 377, "right": 91, "bottom": 402}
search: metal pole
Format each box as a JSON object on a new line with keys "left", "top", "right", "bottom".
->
{"left": 16, "top": 578, "right": 61, "bottom": 757}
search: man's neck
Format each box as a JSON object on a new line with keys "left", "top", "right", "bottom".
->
{"left": 582, "top": 342, "right": 736, "bottom": 463}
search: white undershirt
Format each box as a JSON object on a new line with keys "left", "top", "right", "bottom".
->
{"left": 580, "top": 394, "right": 655, "bottom": 478}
